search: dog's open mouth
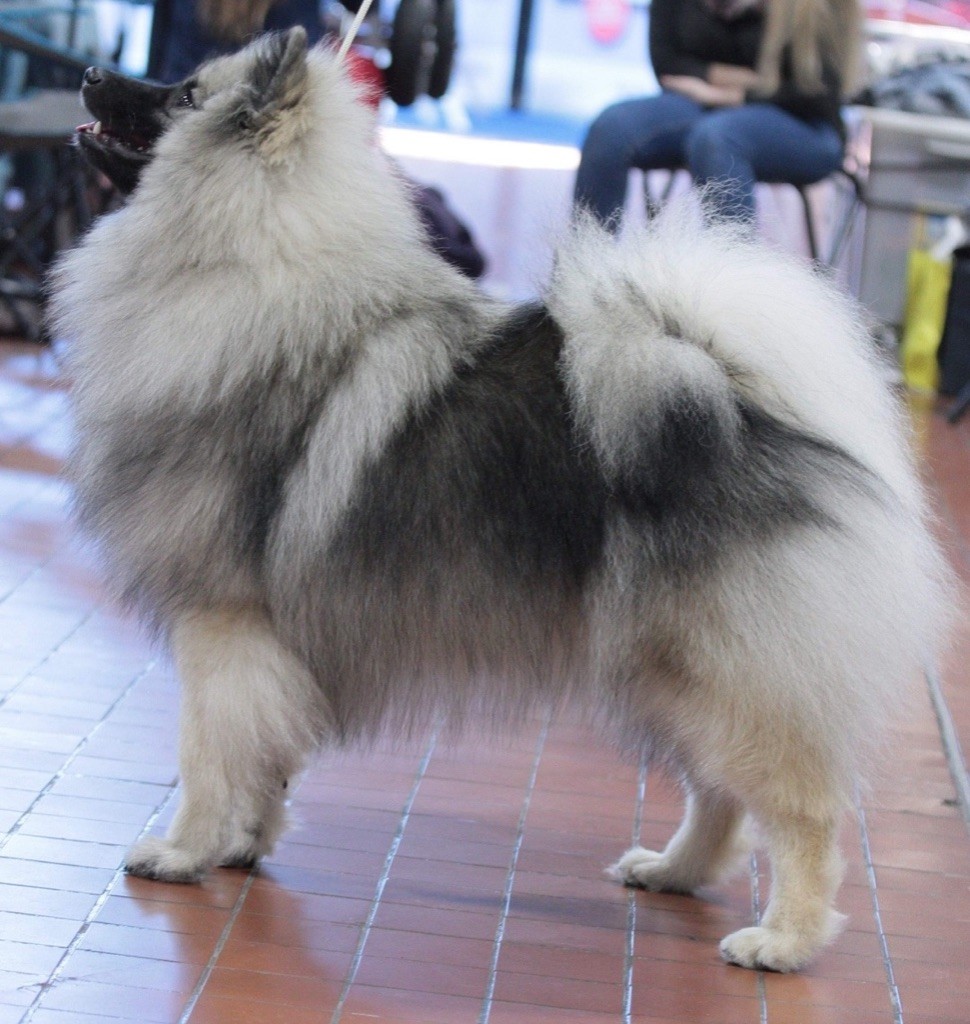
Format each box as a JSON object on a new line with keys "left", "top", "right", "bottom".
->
{"left": 75, "top": 67, "right": 176, "bottom": 195}
{"left": 77, "top": 119, "right": 155, "bottom": 157}
{"left": 76, "top": 117, "right": 157, "bottom": 195}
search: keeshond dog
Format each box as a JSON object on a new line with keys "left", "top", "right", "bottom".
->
{"left": 51, "top": 27, "right": 951, "bottom": 972}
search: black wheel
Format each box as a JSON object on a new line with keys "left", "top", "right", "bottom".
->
{"left": 385, "top": 0, "right": 437, "bottom": 107}
{"left": 427, "top": 0, "right": 456, "bottom": 100}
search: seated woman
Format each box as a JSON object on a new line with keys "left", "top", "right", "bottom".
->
{"left": 573, "top": 0, "right": 861, "bottom": 226}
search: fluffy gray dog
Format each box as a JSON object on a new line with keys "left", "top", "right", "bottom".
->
{"left": 51, "top": 27, "right": 951, "bottom": 972}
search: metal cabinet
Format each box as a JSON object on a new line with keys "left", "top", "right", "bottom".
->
{"left": 853, "top": 107, "right": 970, "bottom": 328}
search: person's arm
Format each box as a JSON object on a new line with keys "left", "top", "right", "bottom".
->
{"left": 660, "top": 75, "right": 743, "bottom": 106}
{"left": 649, "top": 0, "right": 709, "bottom": 80}
{"left": 708, "top": 62, "right": 761, "bottom": 90}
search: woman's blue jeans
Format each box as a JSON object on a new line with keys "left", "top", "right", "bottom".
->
{"left": 573, "top": 90, "right": 844, "bottom": 225}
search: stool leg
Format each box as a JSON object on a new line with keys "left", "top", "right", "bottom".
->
{"left": 827, "top": 172, "right": 862, "bottom": 268}
{"left": 796, "top": 186, "right": 819, "bottom": 262}
{"left": 947, "top": 381, "right": 970, "bottom": 424}
{"left": 644, "top": 170, "right": 681, "bottom": 220}
{"left": 795, "top": 172, "right": 864, "bottom": 267}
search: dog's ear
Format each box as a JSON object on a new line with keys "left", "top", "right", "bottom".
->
{"left": 235, "top": 26, "right": 311, "bottom": 162}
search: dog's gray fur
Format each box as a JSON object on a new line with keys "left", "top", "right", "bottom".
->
{"left": 50, "top": 28, "right": 952, "bottom": 971}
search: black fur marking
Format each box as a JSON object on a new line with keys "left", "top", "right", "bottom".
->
{"left": 612, "top": 391, "right": 737, "bottom": 514}
{"left": 614, "top": 398, "right": 878, "bottom": 573}
{"left": 71, "top": 347, "right": 351, "bottom": 622}
{"left": 249, "top": 30, "right": 306, "bottom": 105}
{"left": 325, "top": 303, "right": 878, "bottom": 595}
{"left": 226, "top": 28, "right": 308, "bottom": 137}
{"left": 77, "top": 294, "right": 880, "bottom": 642}
{"left": 328, "top": 304, "right": 610, "bottom": 592}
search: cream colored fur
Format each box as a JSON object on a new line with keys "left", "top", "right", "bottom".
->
{"left": 126, "top": 608, "right": 323, "bottom": 880}
{"left": 53, "top": 36, "right": 954, "bottom": 975}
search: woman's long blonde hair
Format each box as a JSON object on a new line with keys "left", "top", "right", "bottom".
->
{"left": 196, "top": 0, "right": 276, "bottom": 44}
{"left": 757, "top": 0, "right": 863, "bottom": 97}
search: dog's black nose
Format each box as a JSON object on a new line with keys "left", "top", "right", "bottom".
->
{"left": 83, "top": 67, "right": 104, "bottom": 86}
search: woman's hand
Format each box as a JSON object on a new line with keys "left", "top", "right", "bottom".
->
{"left": 660, "top": 75, "right": 744, "bottom": 107}
{"left": 707, "top": 62, "right": 761, "bottom": 90}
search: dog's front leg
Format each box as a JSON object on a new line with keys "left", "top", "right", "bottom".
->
{"left": 126, "top": 607, "right": 321, "bottom": 883}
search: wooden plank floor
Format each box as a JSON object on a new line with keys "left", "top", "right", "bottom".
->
{"left": 0, "top": 141, "right": 967, "bottom": 1024}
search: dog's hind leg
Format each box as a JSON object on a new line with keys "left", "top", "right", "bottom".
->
{"left": 125, "top": 607, "right": 321, "bottom": 883}
{"left": 610, "top": 787, "right": 747, "bottom": 893}
{"left": 719, "top": 807, "right": 845, "bottom": 972}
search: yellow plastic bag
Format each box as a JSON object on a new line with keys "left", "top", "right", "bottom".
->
{"left": 900, "top": 247, "right": 952, "bottom": 394}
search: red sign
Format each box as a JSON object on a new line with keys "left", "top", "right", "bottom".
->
{"left": 583, "top": 0, "right": 632, "bottom": 45}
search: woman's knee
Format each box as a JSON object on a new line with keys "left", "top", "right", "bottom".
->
{"left": 684, "top": 117, "right": 745, "bottom": 180}
{"left": 581, "top": 100, "right": 643, "bottom": 163}
{"left": 683, "top": 116, "right": 756, "bottom": 220}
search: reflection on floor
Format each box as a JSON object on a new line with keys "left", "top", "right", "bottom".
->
{"left": 0, "top": 145, "right": 968, "bottom": 1024}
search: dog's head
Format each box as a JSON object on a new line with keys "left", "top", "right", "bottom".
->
{"left": 77, "top": 27, "right": 313, "bottom": 195}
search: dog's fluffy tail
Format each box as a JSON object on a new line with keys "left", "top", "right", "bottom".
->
{"left": 548, "top": 198, "right": 916, "bottom": 512}
{"left": 549, "top": 198, "right": 956, "bottom": 787}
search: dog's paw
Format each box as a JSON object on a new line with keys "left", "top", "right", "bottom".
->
{"left": 219, "top": 852, "right": 260, "bottom": 870}
{"left": 219, "top": 832, "right": 268, "bottom": 871}
{"left": 718, "top": 926, "right": 812, "bottom": 972}
{"left": 125, "top": 837, "right": 210, "bottom": 883}
{"left": 607, "top": 846, "right": 695, "bottom": 894}
{"left": 219, "top": 803, "right": 289, "bottom": 869}
{"left": 720, "top": 907, "right": 846, "bottom": 972}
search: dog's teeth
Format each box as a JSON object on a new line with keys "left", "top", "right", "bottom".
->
{"left": 93, "top": 121, "right": 102, "bottom": 135}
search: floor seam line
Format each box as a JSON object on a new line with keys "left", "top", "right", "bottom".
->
{"left": 750, "top": 851, "right": 768, "bottom": 1024}
{"left": 478, "top": 716, "right": 550, "bottom": 1024}
{"left": 328, "top": 732, "right": 438, "bottom": 1024}
{"left": 621, "top": 755, "right": 648, "bottom": 1024}
{"left": 855, "top": 795, "right": 904, "bottom": 1024}
{"left": 176, "top": 866, "right": 258, "bottom": 1024}
{"left": 924, "top": 662, "right": 970, "bottom": 833}
{"left": 0, "top": 597, "right": 95, "bottom": 704}
{"left": 15, "top": 781, "right": 180, "bottom": 1023}
{"left": 0, "top": 654, "right": 160, "bottom": 854}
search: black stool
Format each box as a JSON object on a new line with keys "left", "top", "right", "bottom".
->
{"left": 644, "top": 164, "right": 864, "bottom": 266}
{"left": 0, "top": 16, "right": 104, "bottom": 342}
{"left": 0, "top": 88, "right": 94, "bottom": 339}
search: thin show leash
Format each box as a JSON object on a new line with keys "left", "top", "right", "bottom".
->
{"left": 336, "top": 0, "right": 378, "bottom": 61}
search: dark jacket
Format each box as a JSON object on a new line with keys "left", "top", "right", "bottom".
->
{"left": 649, "top": 0, "right": 844, "bottom": 134}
